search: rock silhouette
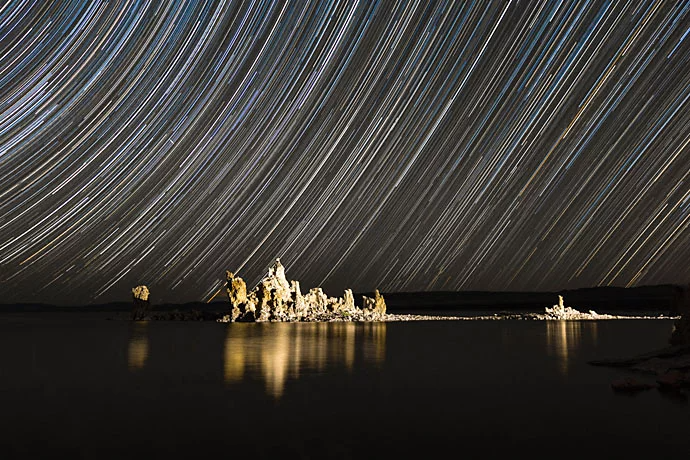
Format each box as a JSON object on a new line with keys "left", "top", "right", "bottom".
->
{"left": 221, "top": 259, "right": 388, "bottom": 322}
{"left": 590, "top": 284, "right": 690, "bottom": 395}
{"left": 670, "top": 284, "right": 690, "bottom": 346}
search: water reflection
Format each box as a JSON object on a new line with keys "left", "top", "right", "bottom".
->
{"left": 362, "top": 322, "right": 386, "bottom": 362}
{"left": 224, "top": 325, "right": 246, "bottom": 383}
{"left": 127, "top": 322, "right": 149, "bottom": 371}
{"left": 546, "top": 321, "right": 598, "bottom": 376}
{"left": 224, "top": 322, "right": 387, "bottom": 398}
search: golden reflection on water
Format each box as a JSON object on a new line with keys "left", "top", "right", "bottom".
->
{"left": 224, "top": 326, "right": 246, "bottom": 383}
{"left": 261, "top": 325, "right": 291, "bottom": 399}
{"left": 363, "top": 322, "right": 386, "bottom": 362}
{"left": 345, "top": 323, "right": 355, "bottom": 369}
{"left": 546, "top": 321, "right": 598, "bottom": 376}
{"left": 127, "top": 322, "right": 149, "bottom": 371}
{"left": 224, "top": 322, "right": 387, "bottom": 399}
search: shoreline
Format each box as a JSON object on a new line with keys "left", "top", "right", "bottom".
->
{"left": 99, "top": 311, "right": 679, "bottom": 322}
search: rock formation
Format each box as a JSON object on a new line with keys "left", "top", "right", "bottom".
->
{"left": 541, "top": 295, "right": 613, "bottom": 320}
{"left": 221, "top": 259, "right": 389, "bottom": 322}
{"left": 670, "top": 285, "right": 690, "bottom": 346}
{"left": 226, "top": 271, "right": 249, "bottom": 322}
{"left": 131, "top": 285, "right": 151, "bottom": 320}
{"left": 362, "top": 289, "right": 387, "bottom": 319}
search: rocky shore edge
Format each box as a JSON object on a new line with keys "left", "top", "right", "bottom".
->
{"left": 588, "top": 285, "right": 690, "bottom": 398}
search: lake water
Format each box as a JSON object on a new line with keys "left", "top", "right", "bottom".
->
{"left": 0, "top": 314, "right": 688, "bottom": 459}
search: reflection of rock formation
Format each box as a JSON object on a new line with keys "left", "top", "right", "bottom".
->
{"left": 223, "top": 322, "right": 386, "bottom": 398}
{"left": 344, "top": 322, "right": 355, "bottom": 369}
{"left": 131, "top": 285, "right": 151, "bottom": 320}
{"left": 362, "top": 322, "right": 386, "bottom": 363}
{"left": 260, "top": 325, "right": 292, "bottom": 399}
{"left": 223, "top": 326, "right": 246, "bottom": 383}
{"left": 127, "top": 322, "right": 149, "bottom": 371}
{"left": 546, "top": 321, "right": 598, "bottom": 375}
{"left": 222, "top": 259, "right": 387, "bottom": 322}
{"left": 546, "top": 321, "right": 581, "bottom": 375}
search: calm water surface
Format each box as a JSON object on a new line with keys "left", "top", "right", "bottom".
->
{"left": 0, "top": 314, "right": 687, "bottom": 459}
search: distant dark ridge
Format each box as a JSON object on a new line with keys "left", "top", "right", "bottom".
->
{"left": 0, "top": 301, "right": 227, "bottom": 313}
{"left": 358, "top": 284, "right": 684, "bottom": 314}
{"left": 0, "top": 284, "right": 683, "bottom": 314}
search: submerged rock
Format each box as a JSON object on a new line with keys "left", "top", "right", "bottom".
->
{"left": 131, "top": 285, "right": 151, "bottom": 320}
{"left": 657, "top": 370, "right": 687, "bottom": 390}
{"left": 220, "top": 259, "right": 389, "bottom": 323}
{"left": 610, "top": 377, "right": 656, "bottom": 393}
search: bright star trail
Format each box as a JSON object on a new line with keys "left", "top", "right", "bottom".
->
{"left": 0, "top": 1, "right": 689, "bottom": 304}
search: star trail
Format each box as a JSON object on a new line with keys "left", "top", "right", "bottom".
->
{"left": 0, "top": 1, "right": 689, "bottom": 304}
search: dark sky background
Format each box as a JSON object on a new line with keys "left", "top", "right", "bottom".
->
{"left": 0, "top": 1, "right": 689, "bottom": 305}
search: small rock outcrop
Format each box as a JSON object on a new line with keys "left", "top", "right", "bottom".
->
{"left": 221, "top": 259, "right": 389, "bottom": 322}
{"left": 131, "top": 285, "right": 151, "bottom": 320}
{"left": 670, "top": 285, "right": 690, "bottom": 346}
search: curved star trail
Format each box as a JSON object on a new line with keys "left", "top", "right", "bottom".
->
{"left": 0, "top": 1, "right": 689, "bottom": 304}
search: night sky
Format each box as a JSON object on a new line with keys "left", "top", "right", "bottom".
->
{"left": 0, "top": 1, "right": 689, "bottom": 305}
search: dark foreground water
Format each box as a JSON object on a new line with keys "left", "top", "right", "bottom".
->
{"left": 0, "top": 314, "right": 687, "bottom": 459}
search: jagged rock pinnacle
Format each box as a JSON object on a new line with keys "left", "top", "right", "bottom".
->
{"left": 226, "top": 272, "right": 248, "bottom": 321}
